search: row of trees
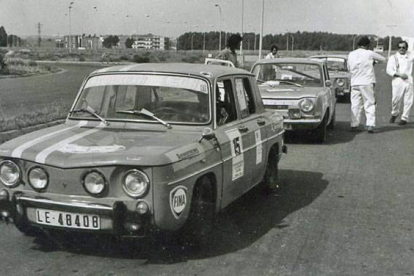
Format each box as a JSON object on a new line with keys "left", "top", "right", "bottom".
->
{"left": 177, "top": 31, "right": 403, "bottom": 52}
{"left": 0, "top": 26, "right": 24, "bottom": 47}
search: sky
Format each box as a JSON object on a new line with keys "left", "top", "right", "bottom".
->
{"left": 0, "top": 0, "right": 413, "bottom": 38}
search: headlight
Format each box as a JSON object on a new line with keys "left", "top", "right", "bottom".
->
{"left": 122, "top": 170, "right": 150, "bottom": 198}
{"left": 83, "top": 171, "right": 106, "bottom": 195}
{"left": 0, "top": 160, "right": 21, "bottom": 187}
{"left": 28, "top": 167, "right": 49, "bottom": 191}
{"left": 336, "top": 79, "right": 345, "bottom": 87}
{"left": 299, "top": 99, "right": 315, "bottom": 112}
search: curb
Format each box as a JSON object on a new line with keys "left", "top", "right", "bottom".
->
{"left": 0, "top": 120, "right": 65, "bottom": 144}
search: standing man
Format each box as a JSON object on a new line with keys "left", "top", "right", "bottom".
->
{"left": 265, "top": 45, "right": 279, "bottom": 59}
{"left": 216, "top": 34, "right": 243, "bottom": 68}
{"left": 386, "top": 40, "right": 414, "bottom": 125}
{"left": 347, "top": 36, "right": 386, "bottom": 133}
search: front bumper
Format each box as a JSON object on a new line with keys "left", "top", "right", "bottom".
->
{"left": 283, "top": 118, "right": 322, "bottom": 131}
{"left": 0, "top": 192, "right": 151, "bottom": 237}
{"left": 335, "top": 87, "right": 350, "bottom": 96}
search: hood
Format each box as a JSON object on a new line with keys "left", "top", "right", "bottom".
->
{"left": 329, "top": 71, "right": 350, "bottom": 78}
{"left": 258, "top": 84, "right": 323, "bottom": 99}
{"left": 0, "top": 121, "right": 205, "bottom": 168}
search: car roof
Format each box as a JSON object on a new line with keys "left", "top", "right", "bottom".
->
{"left": 91, "top": 63, "right": 253, "bottom": 80}
{"left": 254, "top": 57, "right": 325, "bottom": 66}
{"left": 309, "top": 54, "right": 348, "bottom": 59}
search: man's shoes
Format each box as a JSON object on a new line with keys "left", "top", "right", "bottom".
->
{"left": 389, "top": 116, "right": 397, "bottom": 123}
{"left": 398, "top": 120, "right": 407, "bottom": 125}
{"left": 350, "top": 127, "right": 360, "bottom": 132}
{"left": 367, "top": 126, "right": 375, "bottom": 133}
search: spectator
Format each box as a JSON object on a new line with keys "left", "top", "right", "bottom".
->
{"left": 347, "top": 36, "right": 386, "bottom": 133}
{"left": 265, "top": 45, "right": 279, "bottom": 59}
{"left": 386, "top": 40, "right": 414, "bottom": 125}
{"left": 216, "top": 34, "right": 242, "bottom": 68}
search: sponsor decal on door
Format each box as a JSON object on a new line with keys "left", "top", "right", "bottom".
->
{"left": 226, "top": 129, "right": 244, "bottom": 181}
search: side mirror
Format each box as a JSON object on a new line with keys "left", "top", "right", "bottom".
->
{"left": 325, "top": 80, "right": 332, "bottom": 87}
{"left": 198, "top": 127, "right": 216, "bottom": 143}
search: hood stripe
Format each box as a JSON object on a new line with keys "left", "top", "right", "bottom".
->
{"left": 35, "top": 122, "right": 106, "bottom": 164}
{"left": 11, "top": 121, "right": 88, "bottom": 158}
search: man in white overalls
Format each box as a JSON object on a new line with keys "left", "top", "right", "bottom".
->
{"left": 386, "top": 41, "right": 414, "bottom": 125}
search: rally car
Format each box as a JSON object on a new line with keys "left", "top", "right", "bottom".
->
{"left": 0, "top": 63, "right": 286, "bottom": 244}
{"left": 309, "top": 55, "right": 351, "bottom": 102}
{"left": 251, "top": 58, "right": 336, "bottom": 143}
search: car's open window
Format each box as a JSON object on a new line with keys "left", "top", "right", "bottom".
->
{"left": 235, "top": 77, "right": 256, "bottom": 118}
{"left": 71, "top": 74, "right": 210, "bottom": 124}
{"left": 216, "top": 79, "right": 237, "bottom": 126}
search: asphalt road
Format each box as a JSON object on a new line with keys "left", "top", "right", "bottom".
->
{"left": 1, "top": 63, "right": 414, "bottom": 276}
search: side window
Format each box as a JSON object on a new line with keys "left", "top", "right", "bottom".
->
{"left": 216, "top": 79, "right": 237, "bottom": 126}
{"left": 235, "top": 77, "right": 256, "bottom": 118}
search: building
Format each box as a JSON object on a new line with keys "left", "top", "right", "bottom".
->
{"left": 119, "top": 34, "right": 166, "bottom": 50}
{"left": 63, "top": 35, "right": 103, "bottom": 50}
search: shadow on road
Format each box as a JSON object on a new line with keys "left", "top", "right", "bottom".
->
{"left": 285, "top": 121, "right": 358, "bottom": 145}
{"left": 372, "top": 122, "right": 414, "bottom": 133}
{"left": 29, "top": 169, "right": 328, "bottom": 264}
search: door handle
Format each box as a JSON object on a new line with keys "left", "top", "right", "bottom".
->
{"left": 257, "top": 119, "right": 266, "bottom": 126}
{"left": 238, "top": 125, "right": 249, "bottom": 133}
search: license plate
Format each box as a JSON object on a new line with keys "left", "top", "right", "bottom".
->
{"left": 36, "top": 209, "right": 100, "bottom": 230}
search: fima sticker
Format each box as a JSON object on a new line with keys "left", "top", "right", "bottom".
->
{"left": 170, "top": 186, "right": 188, "bottom": 219}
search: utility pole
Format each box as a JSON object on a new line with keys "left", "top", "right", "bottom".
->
{"left": 37, "top": 22, "right": 43, "bottom": 47}
{"left": 258, "top": 0, "right": 265, "bottom": 59}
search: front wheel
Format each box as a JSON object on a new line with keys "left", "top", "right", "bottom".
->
{"left": 327, "top": 109, "right": 335, "bottom": 130}
{"left": 313, "top": 113, "right": 327, "bottom": 143}
{"left": 14, "top": 218, "right": 42, "bottom": 237}
{"left": 262, "top": 149, "right": 280, "bottom": 194}
{"left": 181, "top": 176, "right": 215, "bottom": 247}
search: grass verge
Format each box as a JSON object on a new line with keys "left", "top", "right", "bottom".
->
{"left": 0, "top": 101, "right": 70, "bottom": 132}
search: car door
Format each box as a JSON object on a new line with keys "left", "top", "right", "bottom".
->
{"left": 213, "top": 77, "right": 249, "bottom": 208}
{"left": 232, "top": 76, "right": 267, "bottom": 190}
{"left": 214, "top": 76, "right": 267, "bottom": 209}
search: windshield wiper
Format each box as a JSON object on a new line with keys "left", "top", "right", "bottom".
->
{"left": 69, "top": 106, "right": 109, "bottom": 125}
{"left": 278, "top": 80, "right": 303, "bottom": 88}
{"left": 116, "top": 108, "right": 172, "bottom": 129}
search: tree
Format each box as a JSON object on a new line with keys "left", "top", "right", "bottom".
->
{"left": 0, "top": 26, "right": 7, "bottom": 47}
{"left": 125, "top": 37, "right": 134, "bottom": 48}
{"left": 102, "top": 35, "right": 120, "bottom": 48}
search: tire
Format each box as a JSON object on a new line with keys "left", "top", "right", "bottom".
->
{"left": 14, "top": 218, "right": 42, "bottom": 237}
{"left": 314, "top": 113, "right": 327, "bottom": 143}
{"left": 262, "top": 149, "right": 280, "bottom": 194}
{"left": 181, "top": 176, "right": 215, "bottom": 247}
{"left": 327, "top": 109, "right": 335, "bottom": 130}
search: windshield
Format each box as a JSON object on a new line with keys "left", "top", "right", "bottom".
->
{"left": 70, "top": 74, "right": 210, "bottom": 125}
{"left": 252, "top": 63, "right": 323, "bottom": 87}
{"left": 312, "top": 57, "right": 347, "bottom": 71}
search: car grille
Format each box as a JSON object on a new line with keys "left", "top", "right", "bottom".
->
{"left": 266, "top": 105, "right": 289, "bottom": 110}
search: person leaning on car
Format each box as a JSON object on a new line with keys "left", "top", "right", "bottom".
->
{"left": 347, "top": 36, "right": 386, "bottom": 133}
{"left": 216, "top": 34, "right": 242, "bottom": 67}
{"left": 386, "top": 40, "right": 414, "bottom": 125}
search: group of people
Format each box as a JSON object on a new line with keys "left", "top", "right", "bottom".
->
{"left": 215, "top": 34, "right": 414, "bottom": 134}
{"left": 348, "top": 36, "right": 413, "bottom": 133}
